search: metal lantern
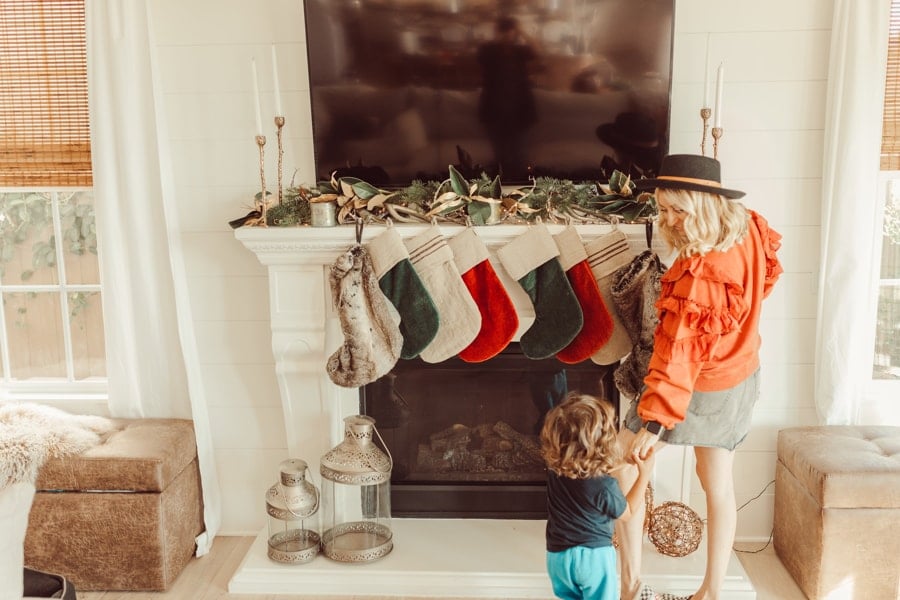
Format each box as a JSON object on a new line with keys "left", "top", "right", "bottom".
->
{"left": 319, "top": 415, "right": 393, "bottom": 563}
{"left": 265, "top": 458, "right": 320, "bottom": 564}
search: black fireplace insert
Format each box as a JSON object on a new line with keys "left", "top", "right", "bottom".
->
{"left": 360, "top": 343, "right": 618, "bottom": 519}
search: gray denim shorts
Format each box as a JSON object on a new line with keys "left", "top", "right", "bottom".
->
{"left": 623, "top": 368, "right": 761, "bottom": 451}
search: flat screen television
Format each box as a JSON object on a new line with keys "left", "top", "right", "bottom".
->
{"left": 303, "top": 0, "right": 674, "bottom": 188}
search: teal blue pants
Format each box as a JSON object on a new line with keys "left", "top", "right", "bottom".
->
{"left": 546, "top": 545, "right": 618, "bottom": 600}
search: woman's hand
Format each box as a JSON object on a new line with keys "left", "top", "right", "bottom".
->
{"left": 629, "top": 427, "right": 660, "bottom": 461}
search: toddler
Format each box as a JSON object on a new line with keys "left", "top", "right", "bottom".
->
{"left": 540, "top": 392, "right": 654, "bottom": 600}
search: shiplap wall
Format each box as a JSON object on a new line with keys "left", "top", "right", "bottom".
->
{"left": 148, "top": 0, "right": 828, "bottom": 538}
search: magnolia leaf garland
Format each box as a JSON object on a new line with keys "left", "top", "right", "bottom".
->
{"left": 256, "top": 167, "right": 656, "bottom": 229}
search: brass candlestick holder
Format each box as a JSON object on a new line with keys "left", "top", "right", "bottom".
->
{"left": 275, "top": 116, "right": 285, "bottom": 205}
{"left": 700, "top": 107, "right": 712, "bottom": 156}
{"left": 256, "top": 134, "right": 268, "bottom": 227}
{"left": 711, "top": 126, "right": 723, "bottom": 160}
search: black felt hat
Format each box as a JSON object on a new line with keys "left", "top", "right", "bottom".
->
{"left": 634, "top": 154, "right": 745, "bottom": 199}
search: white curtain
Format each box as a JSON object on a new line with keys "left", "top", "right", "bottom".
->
{"left": 86, "top": 1, "right": 221, "bottom": 555}
{"left": 815, "top": 0, "right": 892, "bottom": 424}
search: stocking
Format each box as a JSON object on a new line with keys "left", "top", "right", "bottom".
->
{"left": 584, "top": 229, "right": 636, "bottom": 365}
{"left": 611, "top": 250, "right": 665, "bottom": 399}
{"left": 368, "top": 226, "right": 440, "bottom": 359}
{"left": 553, "top": 225, "right": 614, "bottom": 364}
{"left": 448, "top": 227, "right": 519, "bottom": 363}
{"left": 326, "top": 244, "right": 403, "bottom": 388}
{"left": 405, "top": 225, "right": 482, "bottom": 363}
{"left": 496, "top": 224, "right": 583, "bottom": 360}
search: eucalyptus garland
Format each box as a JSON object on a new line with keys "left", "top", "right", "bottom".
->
{"left": 252, "top": 166, "right": 656, "bottom": 228}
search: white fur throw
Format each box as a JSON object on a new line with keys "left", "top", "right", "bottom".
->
{"left": 0, "top": 402, "right": 119, "bottom": 489}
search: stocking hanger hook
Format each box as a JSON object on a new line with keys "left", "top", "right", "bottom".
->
{"left": 355, "top": 215, "right": 365, "bottom": 243}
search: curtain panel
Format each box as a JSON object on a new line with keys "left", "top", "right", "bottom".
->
{"left": 816, "top": 0, "right": 892, "bottom": 424}
{"left": 86, "top": 0, "right": 221, "bottom": 555}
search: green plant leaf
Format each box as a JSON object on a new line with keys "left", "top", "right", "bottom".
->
{"left": 489, "top": 175, "right": 502, "bottom": 199}
{"left": 351, "top": 180, "right": 382, "bottom": 200}
{"left": 448, "top": 165, "right": 468, "bottom": 197}
{"left": 467, "top": 200, "right": 493, "bottom": 226}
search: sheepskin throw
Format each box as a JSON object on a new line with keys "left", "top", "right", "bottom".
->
{"left": 0, "top": 402, "right": 119, "bottom": 489}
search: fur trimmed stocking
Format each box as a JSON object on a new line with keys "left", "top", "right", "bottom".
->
{"left": 368, "top": 226, "right": 440, "bottom": 359}
{"left": 448, "top": 227, "right": 519, "bottom": 363}
{"left": 611, "top": 250, "right": 665, "bottom": 399}
{"left": 496, "top": 224, "right": 583, "bottom": 360}
{"left": 584, "top": 230, "right": 636, "bottom": 365}
{"left": 405, "top": 226, "right": 482, "bottom": 363}
{"left": 553, "top": 225, "right": 614, "bottom": 364}
{"left": 326, "top": 244, "right": 403, "bottom": 388}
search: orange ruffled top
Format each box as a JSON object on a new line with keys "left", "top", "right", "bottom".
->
{"left": 637, "top": 210, "right": 783, "bottom": 429}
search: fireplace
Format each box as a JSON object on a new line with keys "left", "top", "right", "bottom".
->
{"left": 229, "top": 224, "right": 754, "bottom": 598}
{"left": 361, "top": 343, "right": 618, "bottom": 519}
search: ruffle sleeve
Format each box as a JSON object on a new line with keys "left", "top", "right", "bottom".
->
{"left": 652, "top": 257, "right": 746, "bottom": 362}
{"left": 750, "top": 211, "right": 784, "bottom": 298}
{"left": 637, "top": 256, "right": 746, "bottom": 428}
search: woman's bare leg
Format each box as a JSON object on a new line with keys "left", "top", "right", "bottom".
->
{"left": 691, "top": 446, "right": 737, "bottom": 600}
{"left": 613, "top": 427, "right": 647, "bottom": 600}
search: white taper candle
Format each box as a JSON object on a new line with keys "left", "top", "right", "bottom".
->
{"left": 271, "top": 45, "right": 283, "bottom": 117}
{"left": 703, "top": 34, "right": 711, "bottom": 108}
{"left": 251, "top": 59, "right": 263, "bottom": 136}
{"left": 713, "top": 62, "right": 724, "bottom": 128}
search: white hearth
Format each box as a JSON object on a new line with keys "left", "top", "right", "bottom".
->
{"left": 230, "top": 223, "right": 756, "bottom": 598}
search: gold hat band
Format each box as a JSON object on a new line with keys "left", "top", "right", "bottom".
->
{"left": 656, "top": 175, "right": 722, "bottom": 187}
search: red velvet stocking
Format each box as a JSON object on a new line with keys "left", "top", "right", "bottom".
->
{"left": 554, "top": 226, "right": 614, "bottom": 364}
{"left": 448, "top": 228, "right": 519, "bottom": 363}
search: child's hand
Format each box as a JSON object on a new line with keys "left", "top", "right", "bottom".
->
{"left": 632, "top": 445, "right": 656, "bottom": 477}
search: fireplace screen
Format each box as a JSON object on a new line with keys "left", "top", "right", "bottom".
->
{"left": 360, "top": 343, "right": 618, "bottom": 519}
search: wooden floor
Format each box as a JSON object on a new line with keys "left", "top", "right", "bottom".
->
{"left": 77, "top": 537, "right": 806, "bottom": 600}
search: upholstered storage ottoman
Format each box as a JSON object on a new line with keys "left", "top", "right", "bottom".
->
{"left": 774, "top": 426, "right": 900, "bottom": 600}
{"left": 23, "top": 418, "right": 204, "bottom": 591}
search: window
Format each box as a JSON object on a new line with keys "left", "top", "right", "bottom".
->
{"left": 873, "top": 178, "right": 900, "bottom": 381}
{"left": 0, "top": 1, "right": 105, "bottom": 399}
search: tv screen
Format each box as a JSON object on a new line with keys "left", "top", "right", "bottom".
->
{"left": 303, "top": 0, "right": 674, "bottom": 188}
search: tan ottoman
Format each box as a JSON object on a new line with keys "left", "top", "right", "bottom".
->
{"left": 24, "top": 418, "right": 204, "bottom": 591}
{"left": 774, "top": 426, "right": 900, "bottom": 600}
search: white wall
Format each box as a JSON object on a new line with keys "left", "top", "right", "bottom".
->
{"left": 148, "top": 0, "right": 829, "bottom": 538}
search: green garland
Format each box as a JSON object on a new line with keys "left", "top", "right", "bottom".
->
{"left": 256, "top": 167, "right": 656, "bottom": 228}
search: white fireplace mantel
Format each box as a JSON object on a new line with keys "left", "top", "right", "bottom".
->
{"left": 234, "top": 222, "right": 665, "bottom": 467}
{"left": 228, "top": 223, "right": 755, "bottom": 598}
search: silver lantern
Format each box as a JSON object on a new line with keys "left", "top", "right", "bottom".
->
{"left": 319, "top": 415, "right": 393, "bottom": 563}
{"left": 265, "top": 458, "right": 320, "bottom": 564}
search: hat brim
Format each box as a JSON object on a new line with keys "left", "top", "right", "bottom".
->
{"left": 634, "top": 177, "right": 745, "bottom": 199}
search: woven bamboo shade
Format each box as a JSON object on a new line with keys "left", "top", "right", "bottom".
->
{"left": 0, "top": 0, "right": 91, "bottom": 187}
{"left": 883, "top": 1, "right": 900, "bottom": 170}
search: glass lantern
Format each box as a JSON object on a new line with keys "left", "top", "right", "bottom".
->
{"left": 319, "top": 415, "right": 393, "bottom": 563}
{"left": 265, "top": 458, "right": 320, "bottom": 564}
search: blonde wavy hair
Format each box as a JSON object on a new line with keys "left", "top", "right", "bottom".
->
{"left": 657, "top": 188, "right": 749, "bottom": 258}
{"left": 540, "top": 392, "right": 622, "bottom": 479}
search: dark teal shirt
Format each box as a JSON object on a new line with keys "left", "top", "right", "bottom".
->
{"left": 545, "top": 471, "right": 627, "bottom": 552}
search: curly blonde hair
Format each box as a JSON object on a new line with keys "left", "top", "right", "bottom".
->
{"left": 657, "top": 188, "right": 749, "bottom": 258}
{"left": 540, "top": 392, "right": 622, "bottom": 479}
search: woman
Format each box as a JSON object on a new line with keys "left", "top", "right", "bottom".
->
{"left": 613, "top": 154, "right": 783, "bottom": 600}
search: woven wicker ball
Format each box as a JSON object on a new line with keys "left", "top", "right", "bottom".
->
{"left": 647, "top": 501, "right": 704, "bottom": 557}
